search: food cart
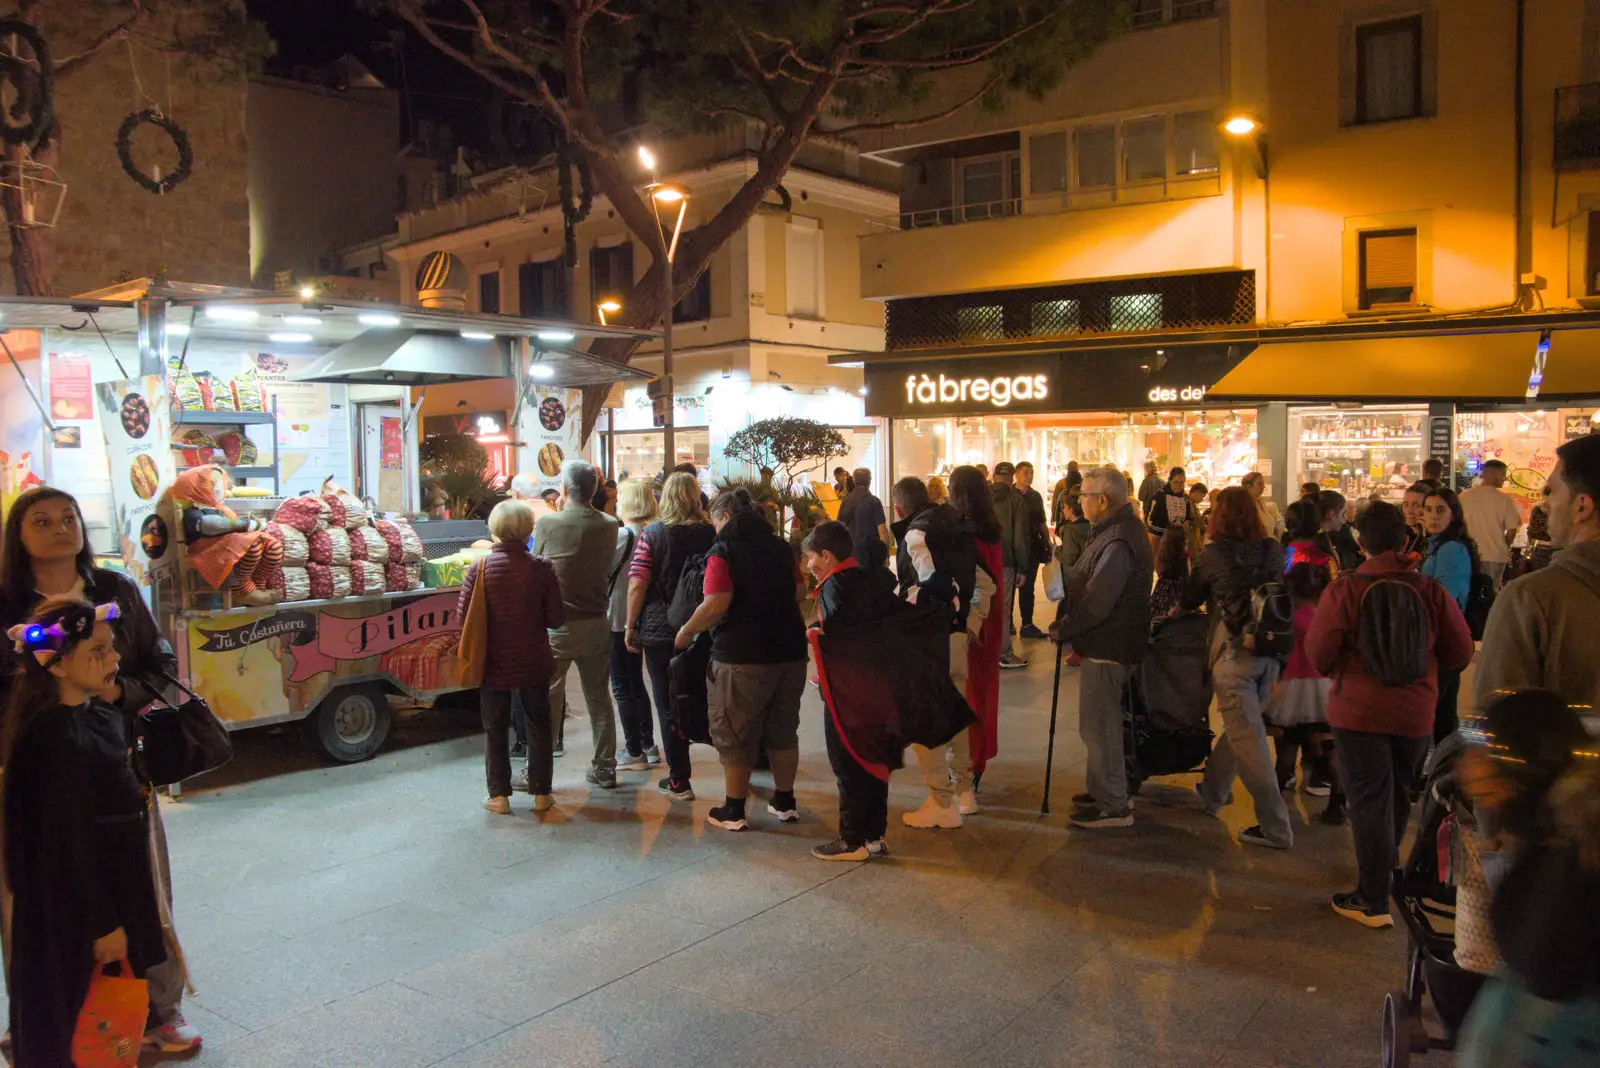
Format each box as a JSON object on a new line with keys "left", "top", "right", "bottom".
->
{"left": 0, "top": 287, "right": 653, "bottom": 763}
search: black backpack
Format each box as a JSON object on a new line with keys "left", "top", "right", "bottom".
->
{"left": 1463, "top": 571, "right": 1496, "bottom": 641}
{"left": 666, "top": 551, "right": 710, "bottom": 631}
{"left": 1244, "top": 579, "right": 1296, "bottom": 659}
{"left": 1354, "top": 575, "right": 1432, "bottom": 687}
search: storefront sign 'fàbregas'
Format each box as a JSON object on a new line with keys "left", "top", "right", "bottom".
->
{"left": 905, "top": 372, "right": 1051, "bottom": 409}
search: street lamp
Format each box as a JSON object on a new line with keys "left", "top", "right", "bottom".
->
{"left": 1222, "top": 113, "right": 1267, "bottom": 177}
{"left": 596, "top": 298, "right": 622, "bottom": 326}
{"left": 639, "top": 144, "right": 690, "bottom": 472}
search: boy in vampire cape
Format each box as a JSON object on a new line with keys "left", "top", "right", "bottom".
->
{"left": 802, "top": 522, "right": 976, "bottom": 861}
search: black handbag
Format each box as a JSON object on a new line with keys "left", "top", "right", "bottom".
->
{"left": 134, "top": 670, "right": 234, "bottom": 786}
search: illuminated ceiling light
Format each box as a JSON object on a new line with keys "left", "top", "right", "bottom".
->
{"left": 536, "top": 329, "right": 576, "bottom": 342}
{"left": 529, "top": 362, "right": 555, "bottom": 379}
{"left": 205, "top": 306, "right": 259, "bottom": 322}
{"left": 299, "top": 285, "right": 315, "bottom": 299}
{"left": 284, "top": 315, "right": 321, "bottom": 326}
{"left": 167, "top": 322, "right": 191, "bottom": 336}
{"left": 1223, "top": 115, "right": 1258, "bottom": 136}
{"left": 268, "top": 332, "right": 312, "bottom": 343}
{"left": 638, "top": 145, "right": 656, "bottom": 170}
{"left": 460, "top": 330, "right": 495, "bottom": 341}
{"left": 359, "top": 312, "right": 401, "bottom": 327}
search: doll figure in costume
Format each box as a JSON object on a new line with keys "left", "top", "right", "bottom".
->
{"left": 163, "top": 465, "right": 283, "bottom": 606}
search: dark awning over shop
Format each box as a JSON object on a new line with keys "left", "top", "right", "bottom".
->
{"left": 1208, "top": 332, "right": 1543, "bottom": 402}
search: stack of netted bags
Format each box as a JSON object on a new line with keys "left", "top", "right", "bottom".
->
{"left": 375, "top": 517, "right": 425, "bottom": 591}
{"left": 270, "top": 496, "right": 328, "bottom": 601}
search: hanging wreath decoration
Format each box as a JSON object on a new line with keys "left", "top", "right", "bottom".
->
{"left": 116, "top": 109, "right": 193, "bottom": 195}
{"left": 0, "top": 18, "right": 53, "bottom": 148}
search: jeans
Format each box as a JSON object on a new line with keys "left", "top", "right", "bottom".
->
{"left": 1001, "top": 566, "right": 1018, "bottom": 657}
{"left": 1078, "top": 659, "right": 1133, "bottom": 814}
{"left": 825, "top": 705, "right": 888, "bottom": 846}
{"left": 484, "top": 685, "right": 553, "bottom": 797}
{"left": 610, "top": 630, "right": 655, "bottom": 756}
{"left": 1200, "top": 648, "right": 1292, "bottom": 847}
{"left": 1335, "top": 728, "right": 1429, "bottom": 907}
{"left": 547, "top": 617, "right": 617, "bottom": 773}
{"left": 1017, "top": 562, "right": 1039, "bottom": 628}
{"left": 643, "top": 642, "right": 693, "bottom": 783}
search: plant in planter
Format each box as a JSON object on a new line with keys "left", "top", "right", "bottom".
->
{"left": 419, "top": 433, "right": 497, "bottom": 520}
{"left": 723, "top": 417, "right": 849, "bottom": 488}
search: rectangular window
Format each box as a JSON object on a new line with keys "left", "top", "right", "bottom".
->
{"left": 1030, "top": 299, "right": 1080, "bottom": 336}
{"left": 1123, "top": 116, "right": 1167, "bottom": 183}
{"left": 590, "top": 242, "right": 634, "bottom": 312}
{"left": 1173, "top": 110, "right": 1219, "bottom": 176}
{"left": 956, "top": 305, "right": 1004, "bottom": 341}
{"left": 1110, "top": 293, "right": 1163, "bottom": 332}
{"left": 959, "top": 153, "right": 1020, "bottom": 220}
{"left": 1027, "top": 131, "right": 1068, "bottom": 195}
{"left": 518, "top": 257, "right": 568, "bottom": 318}
{"left": 1356, "top": 16, "right": 1422, "bottom": 124}
{"left": 1359, "top": 228, "right": 1419, "bottom": 308}
{"left": 1130, "top": 0, "right": 1165, "bottom": 27}
{"left": 1075, "top": 124, "right": 1116, "bottom": 189}
{"left": 673, "top": 229, "right": 712, "bottom": 323}
{"left": 1588, "top": 213, "right": 1600, "bottom": 296}
{"left": 477, "top": 270, "right": 500, "bottom": 314}
{"left": 786, "top": 223, "right": 823, "bottom": 318}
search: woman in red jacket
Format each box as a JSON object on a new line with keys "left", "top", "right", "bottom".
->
{"left": 459, "top": 499, "right": 565, "bottom": 815}
{"left": 1305, "top": 501, "right": 1474, "bottom": 928}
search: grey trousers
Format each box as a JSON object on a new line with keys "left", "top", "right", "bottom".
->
{"left": 547, "top": 616, "right": 617, "bottom": 772}
{"left": 1078, "top": 659, "right": 1133, "bottom": 813}
{"left": 1001, "top": 567, "right": 1018, "bottom": 658}
{"left": 147, "top": 796, "right": 187, "bottom": 1021}
{"left": 1200, "top": 648, "right": 1293, "bottom": 848}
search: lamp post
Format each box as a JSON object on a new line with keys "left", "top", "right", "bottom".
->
{"left": 639, "top": 145, "right": 689, "bottom": 473}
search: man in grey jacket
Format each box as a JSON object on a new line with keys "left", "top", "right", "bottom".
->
{"left": 990, "top": 462, "right": 1034, "bottom": 669}
{"left": 531, "top": 459, "right": 623, "bottom": 788}
{"left": 1049, "top": 466, "right": 1154, "bottom": 828}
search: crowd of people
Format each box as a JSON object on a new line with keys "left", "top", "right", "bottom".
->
{"left": 3, "top": 439, "right": 1598, "bottom": 1063}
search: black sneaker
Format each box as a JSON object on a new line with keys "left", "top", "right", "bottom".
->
{"left": 1321, "top": 796, "right": 1348, "bottom": 826}
{"left": 509, "top": 741, "right": 528, "bottom": 759}
{"left": 585, "top": 766, "right": 618, "bottom": 790}
{"left": 1019, "top": 624, "right": 1048, "bottom": 640}
{"left": 811, "top": 838, "right": 868, "bottom": 861}
{"left": 767, "top": 791, "right": 799, "bottom": 823}
{"left": 658, "top": 776, "right": 694, "bottom": 801}
{"left": 1240, "top": 825, "right": 1290, "bottom": 849}
{"left": 1331, "top": 890, "right": 1394, "bottom": 929}
{"left": 999, "top": 653, "right": 1029, "bottom": 670}
{"left": 707, "top": 800, "right": 749, "bottom": 831}
{"left": 1069, "top": 807, "right": 1133, "bottom": 829}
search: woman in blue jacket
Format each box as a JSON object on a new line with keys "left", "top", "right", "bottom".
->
{"left": 1420, "top": 487, "right": 1479, "bottom": 741}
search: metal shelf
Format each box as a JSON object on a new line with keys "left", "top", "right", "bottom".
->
{"left": 173, "top": 409, "right": 276, "bottom": 426}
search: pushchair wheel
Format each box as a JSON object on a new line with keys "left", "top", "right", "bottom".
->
{"left": 1405, "top": 942, "right": 1426, "bottom": 1009}
{"left": 1383, "top": 990, "right": 1415, "bottom": 1068}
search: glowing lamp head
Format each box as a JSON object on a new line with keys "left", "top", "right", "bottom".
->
{"left": 1224, "top": 115, "right": 1258, "bottom": 136}
{"left": 651, "top": 184, "right": 687, "bottom": 204}
{"left": 597, "top": 299, "right": 622, "bottom": 314}
{"left": 299, "top": 285, "right": 315, "bottom": 299}
{"left": 637, "top": 145, "right": 656, "bottom": 171}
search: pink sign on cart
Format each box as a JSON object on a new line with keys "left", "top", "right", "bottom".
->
{"left": 287, "top": 593, "right": 461, "bottom": 682}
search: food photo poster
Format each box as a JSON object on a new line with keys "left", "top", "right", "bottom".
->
{"left": 516, "top": 387, "right": 583, "bottom": 493}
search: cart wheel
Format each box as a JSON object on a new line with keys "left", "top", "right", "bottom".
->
{"left": 308, "top": 684, "right": 391, "bottom": 763}
{"left": 1382, "top": 989, "right": 1413, "bottom": 1068}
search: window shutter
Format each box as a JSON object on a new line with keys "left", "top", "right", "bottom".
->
{"left": 1363, "top": 231, "right": 1416, "bottom": 290}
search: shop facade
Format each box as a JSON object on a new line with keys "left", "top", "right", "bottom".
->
{"left": 863, "top": 343, "right": 1259, "bottom": 492}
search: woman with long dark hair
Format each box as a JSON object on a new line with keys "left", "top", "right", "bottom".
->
{"left": 947, "top": 465, "right": 1004, "bottom": 787}
{"left": 4, "top": 599, "right": 168, "bottom": 1066}
{"left": 1181, "top": 486, "right": 1293, "bottom": 849}
{"left": 0, "top": 485, "right": 201, "bottom": 1054}
{"left": 1420, "top": 487, "right": 1480, "bottom": 741}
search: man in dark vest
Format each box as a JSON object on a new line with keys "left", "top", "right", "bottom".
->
{"left": 1050, "top": 465, "right": 1154, "bottom": 828}
{"left": 890, "top": 476, "right": 996, "bottom": 829}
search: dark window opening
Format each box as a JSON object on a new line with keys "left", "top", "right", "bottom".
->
{"left": 590, "top": 243, "right": 634, "bottom": 317}
{"left": 477, "top": 271, "right": 501, "bottom": 314}
{"left": 519, "top": 258, "right": 570, "bottom": 318}
{"left": 1356, "top": 16, "right": 1423, "bottom": 124}
{"left": 1359, "top": 228, "right": 1419, "bottom": 309}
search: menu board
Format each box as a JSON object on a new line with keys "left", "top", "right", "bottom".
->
{"left": 96, "top": 375, "right": 177, "bottom": 586}
{"left": 516, "top": 386, "right": 583, "bottom": 493}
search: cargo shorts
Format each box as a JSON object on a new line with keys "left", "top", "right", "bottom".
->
{"left": 707, "top": 659, "right": 808, "bottom": 766}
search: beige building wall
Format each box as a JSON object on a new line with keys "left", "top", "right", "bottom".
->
{"left": 1527, "top": 0, "right": 1600, "bottom": 307}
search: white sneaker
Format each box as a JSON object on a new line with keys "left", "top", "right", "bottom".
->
{"left": 483, "top": 796, "right": 511, "bottom": 815}
{"left": 902, "top": 795, "right": 962, "bottom": 829}
{"left": 533, "top": 793, "right": 556, "bottom": 813}
{"left": 955, "top": 790, "right": 979, "bottom": 815}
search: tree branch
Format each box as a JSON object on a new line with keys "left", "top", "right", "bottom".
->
{"left": 847, "top": 6, "right": 1064, "bottom": 67}
{"left": 55, "top": 4, "right": 147, "bottom": 81}
{"left": 850, "top": 0, "right": 977, "bottom": 45}
{"left": 822, "top": 71, "right": 1002, "bottom": 135}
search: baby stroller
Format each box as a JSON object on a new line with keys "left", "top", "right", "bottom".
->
{"left": 1124, "top": 612, "right": 1214, "bottom": 794}
{"left": 1382, "top": 731, "right": 1486, "bottom": 1068}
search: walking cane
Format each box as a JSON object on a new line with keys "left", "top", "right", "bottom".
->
{"left": 1041, "top": 633, "right": 1065, "bottom": 815}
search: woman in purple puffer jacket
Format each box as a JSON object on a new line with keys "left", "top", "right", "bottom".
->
{"left": 459, "top": 499, "right": 565, "bottom": 815}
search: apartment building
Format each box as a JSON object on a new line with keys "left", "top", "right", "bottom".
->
{"left": 386, "top": 128, "right": 898, "bottom": 486}
{"left": 846, "top": 0, "right": 1600, "bottom": 517}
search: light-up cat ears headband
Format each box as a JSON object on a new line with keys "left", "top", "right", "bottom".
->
{"left": 7, "top": 602, "right": 120, "bottom": 667}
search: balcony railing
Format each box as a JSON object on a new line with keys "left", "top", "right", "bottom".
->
{"left": 1555, "top": 83, "right": 1600, "bottom": 172}
{"left": 865, "top": 172, "right": 1223, "bottom": 233}
{"left": 1131, "top": 0, "right": 1219, "bottom": 29}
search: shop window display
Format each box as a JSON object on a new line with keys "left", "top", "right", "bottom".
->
{"left": 1453, "top": 408, "right": 1597, "bottom": 521}
{"left": 1292, "top": 405, "right": 1426, "bottom": 505}
{"left": 892, "top": 409, "right": 1256, "bottom": 493}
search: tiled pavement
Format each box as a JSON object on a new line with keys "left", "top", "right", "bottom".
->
{"left": 6, "top": 633, "right": 1439, "bottom": 1067}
